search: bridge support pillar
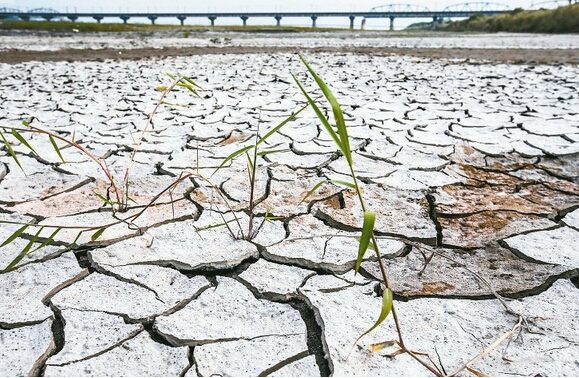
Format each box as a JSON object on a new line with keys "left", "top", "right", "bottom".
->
{"left": 20, "top": 16, "right": 31, "bottom": 21}
{"left": 93, "top": 16, "right": 103, "bottom": 24}
{"left": 349, "top": 15, "right": 355, "bottom": 29}
{"left": 68, "top": 16, "right": 79, "bottom": 22}
{"left": 209, "top": 16, "right": 216, "bottom": 27}
{"left": 42, "top": 16, "right": 54, "bottom": 21}
{"left": 148, "top": 16, "right": 157, "bottom": 25}
{"left": 241, "top": 16, "right": 248, "bottom": 26}
{"left": 275, "top": 15, "right": 282, "bottom": 27}
{"left": 311, "top": 15, "right": 317, "bottom": 28}
{"left": 431, "top": 16, "right": 438, "bottom": 31}
{"left": 177, "top": 16, "right": 186, "bottom": 26}
{"left": 120, "top": 16, "right": 130, "bottom": 24}
{"left": 389, "top": 16, "right": 394, "bottom": 31}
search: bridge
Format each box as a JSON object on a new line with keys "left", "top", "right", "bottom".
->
{"left": 0, "top": 2, "right": 572, "bottom": 30}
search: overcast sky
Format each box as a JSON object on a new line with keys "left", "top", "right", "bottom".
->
{"left": 0, "top": 1, "right": 561, "bottom": 29}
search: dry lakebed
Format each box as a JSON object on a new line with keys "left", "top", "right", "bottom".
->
{"left": 0, "top": 30, "right": 578, "bottom": 376}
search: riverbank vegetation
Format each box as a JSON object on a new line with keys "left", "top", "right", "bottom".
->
{"left": 441, "top": 4, "right": 579, "bottom": 33}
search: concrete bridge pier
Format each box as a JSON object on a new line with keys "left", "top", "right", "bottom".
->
{"left": 67, "top": 15, "right": 79, "bottom": 22}
{"left": 311, "top": 15, "right": 317, "bottom": 28}
{"left": 148, "top": 16, "right": 157, "bottom": 25}
{"left": 20, "top": 15, "right": 31, "bottom": 21}
{"left": 93, "top": 16, "right": 103, "bottom": 23}
{"left": 431, "top": 16, "right": 438, "bottom": 30}
{"left": 275, "top": 15, "right": 282, "bottom": 26}
{"left": 389, "top": 16, "right": 394, "bottom": 31}
{"left": 120, "top": 16, "right": 130, "bottom": 24}
{"left": 42, "top": 16, "right": 54, "bottom": 21}
{"left": 241, "top": 16, "right": 248, "bottom": 26}
{"left": 177, "top": 16, "right": 186, "bottom": 26}
{"left": 349, "top": 15, "right": 355, "bottom": 29}
{"left": 209, "top": 16, "right": 216, "bottom": 27}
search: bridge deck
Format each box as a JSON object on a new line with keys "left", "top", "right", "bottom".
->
{"left": 0, "top": 10, "right": 509, "bottom": 18}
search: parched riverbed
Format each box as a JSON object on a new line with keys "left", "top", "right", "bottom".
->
{"left": 0, "top": 33, "right": 578, "bottom": 376}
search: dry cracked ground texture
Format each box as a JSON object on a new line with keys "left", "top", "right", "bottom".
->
{"left": 0, "top": 53, "right": 578, "bottom": 376}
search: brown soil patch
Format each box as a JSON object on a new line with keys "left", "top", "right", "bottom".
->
{"left": 2, "top": 46, "right": 578, "bottom": 65}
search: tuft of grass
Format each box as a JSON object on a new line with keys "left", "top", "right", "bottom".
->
{"left": 0, "top": 73, "right": 203, "bottom": 271}
{"left": 212, "top": 105, "right": 308, "bottom": 241}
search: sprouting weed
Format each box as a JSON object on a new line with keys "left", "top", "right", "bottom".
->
{"left": 208, "top": 105, "right": 308, "bottom": 241}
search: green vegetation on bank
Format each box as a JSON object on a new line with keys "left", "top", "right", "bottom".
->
{"left": 0, "top": 19, "right": 353, "bottom": 33}
{"left": 442, "top": 4, "right": 579, "bottom": 33}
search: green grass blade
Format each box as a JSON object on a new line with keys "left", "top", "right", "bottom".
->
{"left": 355, "top": 288, "right": 393, "bottom": 343}
{"left": 292, "top": 74, "right": 344, "bottom": 154}
{"left": 194, "top": 219, "right": 236, "bottom": 232}
{"left": 299, "top": 180, "right": 327, "bottom": 205}
{"left": 31, "top": 227, "right": 61, "bottom": 253}
{"left": 71, "top": 231, "right": 83, "bottom": 248}
{"left": 94, "top": 191, "right": 120, "bottom": 206}
{"left": 245, "top": 152, "right": 254, "bottom": 175}
{"left": 300, "top": 179, "right": 356, "bottom": 205}
{"left": 299, "top": 55, "right": 352, "bottom": 165}
{"left": 255, "top": 105, "right": 308, "bottom": 147}
{"left": 182, "top": 76, "right": 202, "bottom": 89}
{"left": 11, "top": 128, "right": 37, "bottom": 155}
{"left": 3, "top": 226, "right": 44, "bottom": 272}
{"left": 91, "top": 227, "right": 106, "bottom": 242}
{"left": 177, "top": 82, "right": 198, "bottom": 95}
{"left": 355, "top": 211, "right": 375, "bottom": 273}
{"left": 255, "top": 148, "right": 289, "bottom": 157}
{"left": 48, "top": 135, "right": 65, "bottom": 163}
{"left": 0, "top": 131, "right": 24, "bottom": 172}
{"left": 212, "top": 145, "right": 254, "bottom": 176}
{"left": 0, "top": 224, "right": 29, "bottom": 247}
{"left": 245, "top": 151, "right": 254, "bottom": 183}
{"left": 329, "top": 180, "right": 356, "bottom": 189}
{"left": 212, "top": 106, "right": 307, "bottom": 177}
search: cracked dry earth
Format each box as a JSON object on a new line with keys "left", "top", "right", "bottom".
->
{"left": 0, "top": 53, "right": 578, "bottom": 376}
